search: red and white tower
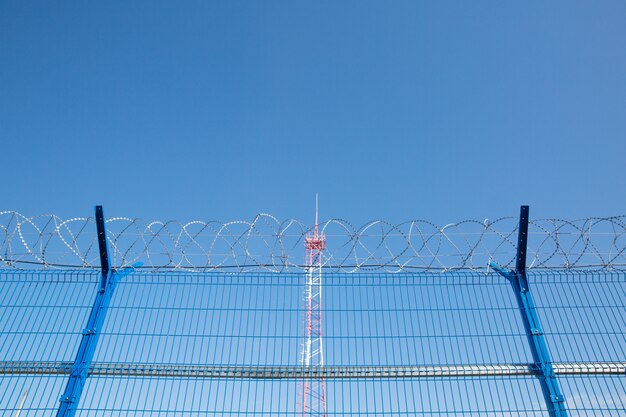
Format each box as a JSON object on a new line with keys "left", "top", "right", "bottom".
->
{"left": 299, "top": 194, "right": 327, "bottom": 417}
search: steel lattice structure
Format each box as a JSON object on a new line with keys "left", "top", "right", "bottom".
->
{"left": 0, "top": 206, "right": 625, "bottom": 416}
{"left": 300, "top": 201, "right": 327, "bottom": 417}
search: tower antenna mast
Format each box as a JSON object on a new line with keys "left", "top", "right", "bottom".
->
{"left": 300, "top": 193, "right": 327, "bottom": 417}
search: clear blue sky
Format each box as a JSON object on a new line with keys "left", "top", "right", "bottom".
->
{"left": 1, "top": 1, "right": 625, "bottom": 225}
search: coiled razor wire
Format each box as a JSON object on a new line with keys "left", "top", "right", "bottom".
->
{"left": 0, "top": 211, "right": 625, "bottom": 272}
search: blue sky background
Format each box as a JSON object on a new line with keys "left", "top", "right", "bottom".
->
{"left": 1, "top": 1, "right": 625, "bottom": 225}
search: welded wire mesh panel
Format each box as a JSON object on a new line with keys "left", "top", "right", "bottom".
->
{"left": 0, "top": 271, "right": 99, "bottom": 362}
{"left": 559, "top": 375, "right": 626, "bottom": 416}
{"left": 93, "top": 273, "right": 302, "bottom": 366}
{"left": 0, "top": 376, "right": 67, "bottom": 417}
{"left": 0, "top": 271, "right": 99, "bottom": 415}
{"left": 324, "top": 273, "right": 531, "bottom": 366}
{"left": 0, "top": 269, "right": 625, "bottom": 415}
{"left": 91, "top": 272, "right": 533, "bottom": 367}
{"left": 529, "top": 271, "right": 626, "bottom": 415}
{"left": 73, "top": 376, "right": 549, "bottom": 416}
{"left": 529, "top": 271, "right": 626, "bottom": 363}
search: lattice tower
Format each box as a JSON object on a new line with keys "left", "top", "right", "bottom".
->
{"left": 299, "top": 196, "right": 327, "bottom": 417}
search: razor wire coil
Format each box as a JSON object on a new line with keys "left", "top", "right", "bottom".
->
{"left": 1, "top": 211, "right": 625, "bottom": 272}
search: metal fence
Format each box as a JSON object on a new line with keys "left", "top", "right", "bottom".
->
{"left": 0, "top": 208, "right": 625, "bottom": 416}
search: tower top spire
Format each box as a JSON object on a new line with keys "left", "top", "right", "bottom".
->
{"left": 315, "top": 193, "right": 319, "bottom": 227}
{"left": 306, "top": 194, "right": 325, "bottom": 251}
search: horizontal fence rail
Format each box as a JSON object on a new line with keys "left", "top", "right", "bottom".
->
{"left": 1, "top": 361, "right": 625, "bottom": 379}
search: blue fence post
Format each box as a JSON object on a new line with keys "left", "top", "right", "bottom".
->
{"left": 493, "top": 205, "right": 568, "bottom": 417}
{"left": 56, "top": 206, "right": 119, "bottom": 417}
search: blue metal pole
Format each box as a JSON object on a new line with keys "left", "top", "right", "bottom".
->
{"left": 56, "top": 206, "right": 118, "bottom": 417}
{"left": 493, "top": 206, "right": 568, "bottom": 417}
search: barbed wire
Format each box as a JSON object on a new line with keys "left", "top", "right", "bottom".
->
{"left": 0, "top": 211, "right": 625, "bottom": 272}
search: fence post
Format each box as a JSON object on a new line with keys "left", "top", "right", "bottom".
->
{"left": 494, "top": 205, "right": 568, "bottom": 417}
{"left": 56, "top": 206, "right": 118, "bottom": 417}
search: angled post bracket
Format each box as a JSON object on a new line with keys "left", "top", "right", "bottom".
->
{"left": 56, "top": 206, "right": 138, "bottom": 417}
{"left": 492, "top": 206, "right": 568, "bottom": 417}
{"left": 95, "top": 205, "right": 110, "bottom": 290}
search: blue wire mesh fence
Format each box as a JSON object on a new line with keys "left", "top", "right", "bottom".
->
{"left": 0, "top": 211, "right": 625, "bottom": 416}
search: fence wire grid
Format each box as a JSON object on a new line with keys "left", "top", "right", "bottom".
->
{"left": 1, "top": 270, "right": 625, "bottom": 416}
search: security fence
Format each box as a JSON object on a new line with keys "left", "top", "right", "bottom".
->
{"left": 0, "top": 207, "right": 624, "bottom": 416}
